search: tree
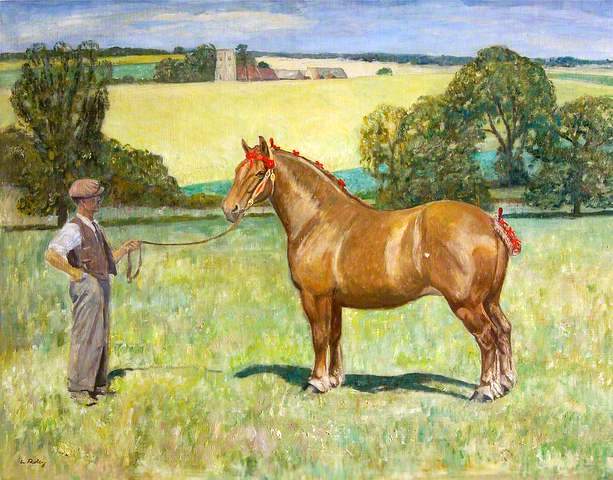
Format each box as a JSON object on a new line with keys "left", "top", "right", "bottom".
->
{"left": 102, "top": 139, "right": 183, "bottom": 207}
{"left": 154, "top": 44, "right": 216, "bottom": 83}
{"left": 0, "top": 126, "right": 39, "bottom": 185}
{"left": 360, "top": 99, "right": 490, "bottom": 209}
{"left": 445, "top": 46, "right": 556, "bottom": 186}
{"left": 185, "top": 44, "right": 216, "bottom": 82}
{"left": 258, "top": 61, "right": 270, "bottom": 69}
{"left": 525, "top": 96, "right": 612, "bottom": 215}
{"left": 376, "top": 67, "right": 393, "bottom": 76}
{"left": 10, "top": 42, "right": 111, "bottom": 226}
{"left": 235, "top": 44, "right": 255, "bottom": 81}
{"left": 173, "top": 46, "right": 186, "bottom": 54}
{"left": 359, "top": 104, "right": 408, "bottom": 206}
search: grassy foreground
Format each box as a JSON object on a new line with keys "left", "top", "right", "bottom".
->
{"left": 0, "top": 214, "right": 611, "bottom": 478}
{"left": 2, "top": 75, "right": 612, "bottom": 184}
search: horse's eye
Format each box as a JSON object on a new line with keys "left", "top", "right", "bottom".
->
{"left": 255, "top": 171, "right": 266, "bottom": 178}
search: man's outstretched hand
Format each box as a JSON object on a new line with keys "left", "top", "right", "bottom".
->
{"left": 113, "top": 240, "right": 141, "bottom": 263}
{"left": 122, "top": 240, "right": 141, "bottom": 254}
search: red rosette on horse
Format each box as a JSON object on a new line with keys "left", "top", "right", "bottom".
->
{"left": 493, "top": 207, "right": 522, "bottom": 256}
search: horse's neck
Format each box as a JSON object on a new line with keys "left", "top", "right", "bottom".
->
{"left": 269, "top": 154, "right": 348, "bottom": 240}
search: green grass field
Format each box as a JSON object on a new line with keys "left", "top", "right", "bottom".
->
{"left": 2, "top": 74, "right": 612, "bottom": 184}
{"left": 1, "top": 214, "right": 611, "bottom": 478}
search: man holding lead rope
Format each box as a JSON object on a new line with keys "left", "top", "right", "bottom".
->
{"left": 45, "top": 178, "right": 140, "bottom": 406}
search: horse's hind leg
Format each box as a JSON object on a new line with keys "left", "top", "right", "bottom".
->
{"left": 329, "top": 302, "right": 344, "bottom": 388}
{"left": 300, "top": 291, "right": 332, "bottom": 393}
{"left": 450, "top": 302, "right": 504, "bottom": 402}
{"left": 485, "top": 299, "right": 516, "bottom": 393}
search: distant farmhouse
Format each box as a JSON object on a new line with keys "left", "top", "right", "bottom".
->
{"left": 215, "top": 48, "right": 236, "bottom": 81}
{"left": 214, "top": 49, "right": 346, "bottom": 82}
{"left": 305, "top": 67, "right": 348, "bottom": 79}
{"left": 275, "top": 69, "right": 306, "bottom": 80}
{"left": 237, "top": 65, "right": 278, "bottom": 81}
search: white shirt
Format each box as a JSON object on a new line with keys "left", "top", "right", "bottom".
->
{"left": 48, "top": 214, "right": 103, "bottom": 257}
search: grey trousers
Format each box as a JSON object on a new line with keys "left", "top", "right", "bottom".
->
{"left": 67, "top": 274, "right": 111, "bottom": 392}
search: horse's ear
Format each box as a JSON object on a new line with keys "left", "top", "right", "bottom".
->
{"left": 258, "top": 136, "right": 270, "bottom": 157}
{"left": 241, "top": 139, "right": 250, "bottom": 154}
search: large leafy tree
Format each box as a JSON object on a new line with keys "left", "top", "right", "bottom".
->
{"left": 360, "top": 99, "right": 490, "bottom": 209}
{"left": 525, "top": 96, "right": 612, "bottom": 215}
{"left": 10, "top": 41, "right": 111, "bottom": 226}
{"left": 445, "top": 46, "right": 556, "bottom": 186}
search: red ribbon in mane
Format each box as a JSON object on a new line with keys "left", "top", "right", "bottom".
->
{"left": 244, "top": 149, "right": 275, "bottom": 170}
{"left": 269, "top": 138, "right": 281, "bottom": 151}
{"left": 496, "top": 208, "right": 522, "bottom": 255}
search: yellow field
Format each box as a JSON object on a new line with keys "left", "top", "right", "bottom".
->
{"left": 0, "top": 54, "right": 183, "bottom": 72}
{"left": 1, "top": 74, "right": 611, "bottom": 184}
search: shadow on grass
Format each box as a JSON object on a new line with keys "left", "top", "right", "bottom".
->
{"left": 108, "top": 365, "right": 223, "bottom": 383}
{"left": 234, "top": 364, "right": 476, "bottom": 400}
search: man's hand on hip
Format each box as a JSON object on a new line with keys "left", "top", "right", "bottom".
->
{"left": 70, "top": 269, "right": 86, "bottom": 282}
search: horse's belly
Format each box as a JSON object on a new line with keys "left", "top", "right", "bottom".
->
{"left": 335, "top": 291, "right": 413, "bottom": 309}
{"left": 334, "top": 218, "right": 426, "bottom": 308}
{"left": 335, "top": 272, "right": 427, "bottom": 308}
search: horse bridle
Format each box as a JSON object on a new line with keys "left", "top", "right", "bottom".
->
{"left": 242, "top": 167, "right": 275, "bottom": 212}
{"left": 239, "top": 147, "right": 276, "bottom": 214}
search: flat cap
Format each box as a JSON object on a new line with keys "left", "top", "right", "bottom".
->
{"left": 69, "top": 178, "right": 104, "bottom": 199}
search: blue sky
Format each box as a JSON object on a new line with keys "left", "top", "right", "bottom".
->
{"left": 0, "top": 0, "right": 611, "bottom": 58}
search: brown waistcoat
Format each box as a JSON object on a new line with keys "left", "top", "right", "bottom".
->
{"left": 66, "top": 217, "right": 117, "bottom": 279}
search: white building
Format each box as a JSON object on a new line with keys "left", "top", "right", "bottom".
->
{"left": 215, "top": 49, "right": 236, "bottom": 81}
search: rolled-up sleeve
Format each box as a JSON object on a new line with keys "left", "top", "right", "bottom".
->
{"left": 48, "top": 223, "right": 81, "bottom": 257}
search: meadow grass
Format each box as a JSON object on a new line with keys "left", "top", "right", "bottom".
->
{"left": 0, "top": 214, "right": 611, "bottom": 478}
{"left": 1, "top": 75, "right": 612, "bottom": 185}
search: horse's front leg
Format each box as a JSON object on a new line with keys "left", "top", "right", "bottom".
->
{"left": 300, "top": 291, "right": 332, "bottom": 393}
{"left": 329, "top": 301, "right": 344, "bottom": 388}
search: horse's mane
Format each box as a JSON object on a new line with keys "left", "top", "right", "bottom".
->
{"left": 273, "top": 148, "right": 374, "bottom": 209}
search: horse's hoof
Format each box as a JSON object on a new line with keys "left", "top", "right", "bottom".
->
{"left": 490, "top": 380, "right": 504, "bottom": 399}
{"left": 470, "top": 386, "right": 495, "bottom": 403}
{"left": 303, "top": 383, "right": 322, "bottom": 394}
{"left": 500, "top": 374, "right": 515, "bottom": 395}
{"left": 304, "top": 377, "right": 331, "bottom": 394}
{"left": 329, "top": 372, "right": 345, "bottom": 388}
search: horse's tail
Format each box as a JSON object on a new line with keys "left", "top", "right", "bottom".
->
{"left": 491, "top": 207, "right": 522, "bottom": 257}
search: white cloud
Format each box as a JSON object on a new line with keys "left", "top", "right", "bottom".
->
{"left": 151, "top": 10, "right": 314, "bottom": 32}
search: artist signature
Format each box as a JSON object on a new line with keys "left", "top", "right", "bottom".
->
{"left": 19, "top": 457, "right": 46, "bottom": 467}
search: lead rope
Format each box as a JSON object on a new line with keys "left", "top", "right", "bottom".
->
{"left": 126, "top": 167, "right": 275, "bottom": 283}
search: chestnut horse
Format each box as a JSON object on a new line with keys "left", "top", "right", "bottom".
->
{"left": 222, "top": 137, "right": 517, "bottom": 402}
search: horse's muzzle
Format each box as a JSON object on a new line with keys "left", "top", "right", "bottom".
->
{"left": 222, "top": 203, "right": 241, "bottom": 223}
